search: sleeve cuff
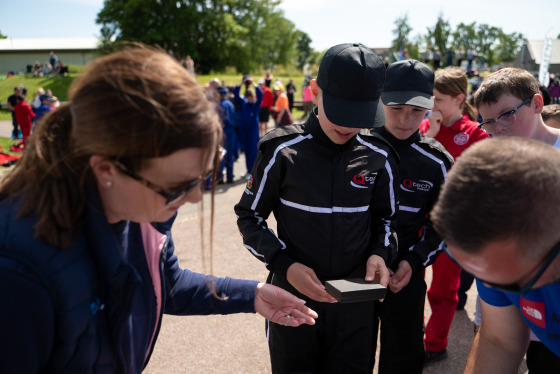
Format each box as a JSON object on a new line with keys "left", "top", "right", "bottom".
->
{"left": 267, "top": 251, "right": 296, "bottom": 279}
{"left": 369, "top": 247, "right": 388, "bottom": 265}
{"left": 402, "top": 253, "right": 423, "bottom": 273}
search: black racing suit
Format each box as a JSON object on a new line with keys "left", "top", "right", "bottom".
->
{"left": 371, "top": 126, "right": 453, "bottom": 374}
{"left": 235, "top": 111, "right": 399, "bottom": 373}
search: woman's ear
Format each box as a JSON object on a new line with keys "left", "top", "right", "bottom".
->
{"left": 311, "top": 79, "right": 320, "bottom": 105}
{"left": 89, "top": 155, "right": 116, "bottom": 189}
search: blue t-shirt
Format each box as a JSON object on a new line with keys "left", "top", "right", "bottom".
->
{"left": 477, "top": 279, "right": 560, "bottom": 357}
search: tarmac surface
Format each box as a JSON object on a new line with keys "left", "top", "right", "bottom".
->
{"left": 0, "top": 119, "right": 528, "bottom": 373}
{"left": 0, "top": 120, "right": 14, "bottom": 138}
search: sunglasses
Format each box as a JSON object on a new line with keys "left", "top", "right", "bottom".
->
{"left": 444, "top": 241, "right": 560, "bottom": 295}
{"left": 110, "top": 147, "right": 224, "bottom": 206}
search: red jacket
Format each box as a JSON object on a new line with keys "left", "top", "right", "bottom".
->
{"left": 14, "top": 101, "right": 35, "bottom": 139}
{"left": 260, "top": 86, "right": 274, "bottom": 109}
{"left": 419, "top": 114, "right": 488, "bottom": 159}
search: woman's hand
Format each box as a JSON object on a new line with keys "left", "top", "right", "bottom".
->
{"left": 254, "top": 283, "right": 318, "bottom": 326}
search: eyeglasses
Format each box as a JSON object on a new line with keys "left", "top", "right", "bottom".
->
{"left": 478, "top": 97, "right": 532, "bottom": 132}
{"left": 444, "top": 241, "right": 560, "bottom": 295}
{"left": 111, "top": 159, "right": 214, "bottom": 206}
{"left": 110, "top": 147, "right": 224, "bottom": 206}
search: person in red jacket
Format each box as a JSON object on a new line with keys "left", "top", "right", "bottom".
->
{"left": 258, "top": 78, "right": 275, "bottom": 137}
{"left": 14, "top": 89, "right": 35, "bottom": 149}
{"left": 419, "top": 66, "right": 489, "bottom": 365}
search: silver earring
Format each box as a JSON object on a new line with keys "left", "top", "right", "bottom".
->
{"left": 106, "top": 181, "right": 112, "bottom": 187}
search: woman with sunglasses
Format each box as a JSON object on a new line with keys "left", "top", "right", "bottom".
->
{"left": 0, "top": 47, "right": 317, "bottom": 373}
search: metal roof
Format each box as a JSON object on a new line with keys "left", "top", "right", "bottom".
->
{"left": 526, "top": 39, "right": 560, "bottom": 64}
{"left": 0, "top": 37, "right": 100, "bottom": 52}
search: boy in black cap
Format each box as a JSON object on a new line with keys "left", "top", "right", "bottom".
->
{"left": 372, "top": 59, "right": 453, "bottom": 373}
{"left": 235, "top": 43, "right": 399, "bottom": 373}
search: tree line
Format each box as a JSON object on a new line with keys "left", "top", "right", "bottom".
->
{"left": 95, "top": 1, "right": 546, "bottom": 74}
{"left": 391, "top": 13, "right": 526, "bottom": 68}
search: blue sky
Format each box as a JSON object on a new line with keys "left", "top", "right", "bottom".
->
{"left": 0, "top": 0, "right": 558, "bottom": 51}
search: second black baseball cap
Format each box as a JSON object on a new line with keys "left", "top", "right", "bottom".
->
{"left": 381, "top": 59, "right": 434, "bottom": 109}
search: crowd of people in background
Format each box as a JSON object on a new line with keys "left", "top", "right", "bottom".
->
{"left": 199, "top": 70, "right": 317, "bottom": 185}
{"left": 5, "top": 84, "right": 60, "bottom": 152}
{"left": 26, "top": 51, "right": 68, "bottom": 78}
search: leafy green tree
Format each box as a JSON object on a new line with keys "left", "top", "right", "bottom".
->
{"left": 295, "top": 30, "right": 313, "bottom": 71}
{"left": 257, "top": 9, "right": 297, "bottom": 71}
{"left": 426, "top": 13, "right": 451, "bottom": 58}
{"left": 96, "top": 0, "right": 301, "bottom": 74}
{"left": 475, "top": 24, "right": 500, "bottom": 65}
{"left": 391, "top": 13, "right": 412, "bottom": 58}
{"left": 0, "top": 30, "right": 7, "bottom": 39}
{"left": 494, "top": 31, "right": 524, "bottom": 63}
{"left": 452, "top": 22, "right": 477, "bottom": 51}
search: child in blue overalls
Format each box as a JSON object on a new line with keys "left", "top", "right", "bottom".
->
{"left": 232, "top": 77, "right": 263, "bottom": 178}
{"left": 217, "top": 85, "right": 237, "bottom": 183}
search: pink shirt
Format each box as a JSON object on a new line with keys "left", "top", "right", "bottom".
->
{"left": 303, "top": 85, "right": 312, "bottom": 102}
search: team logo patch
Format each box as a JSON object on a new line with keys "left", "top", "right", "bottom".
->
{"left": 351, "top": 173, "right": 377, "bottom": 189}
{"left": 454, "top": 132, "right": 469, "bottom": 145}
{"left": 401, "top": 179, "right": 433, "bottom": 192}
{"left": 246, "top": 175, "right": 254, "bottom": 189}
{"left": 520, "top": 298, "right": 546, "bottom": 328}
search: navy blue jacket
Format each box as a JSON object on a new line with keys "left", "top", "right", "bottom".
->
{"left": 0, "top": 190, "right": 258, "bottom": 373}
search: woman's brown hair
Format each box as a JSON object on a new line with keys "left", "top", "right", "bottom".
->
{"left": 435, "top": 67, "right": 477, "bottom": 121}
{"left": 0, "top": 46, "right": 222, "bottom": 249}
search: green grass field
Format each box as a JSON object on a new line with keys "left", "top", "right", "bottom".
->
{"left": 1, "top": 69, "right": 309, "bottom": 120}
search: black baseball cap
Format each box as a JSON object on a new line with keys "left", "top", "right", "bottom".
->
{"left": 382, "top": 59, "right": 434, "bottom": 109}
{"left": 317, "top": 43, "right": 386, "bottom": 128}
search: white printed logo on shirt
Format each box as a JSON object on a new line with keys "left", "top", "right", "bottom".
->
{"left": 453, "top": 132, "right": 469, "bottom": 145}
{"left": 520, "top": 298, "right": 546, "bottom": 328}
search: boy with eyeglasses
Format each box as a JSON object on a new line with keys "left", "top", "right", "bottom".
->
{"left": 473, "top": 67, "right": 560, "bottom": 147}
{"left": 430, "top": 136, "right": 560, "bottom": 373}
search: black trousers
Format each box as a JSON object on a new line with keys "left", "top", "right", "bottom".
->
{"left": 458, "top": 269, "right": 475, "bottom": 309}
{"left": 372, "top": 270, "right": 426, "bottom": 374}
{"left": 526, "top": 340, "right": 560, "bottom": 373}
{"left": 11, "top": 113, "right": 19, "bottom": 138}
{"left": 267, "top": 272, "right": 377, "bottom": 374}
{"left": 287, "top": 93, "right": 294, "bottom": 112}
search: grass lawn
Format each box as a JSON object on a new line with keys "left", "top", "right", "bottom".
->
{"left": 1, "top": 69, "right": 309, "bottom": 120}
{"left": 0, "top": 137, "right": 22, "bottom": 155}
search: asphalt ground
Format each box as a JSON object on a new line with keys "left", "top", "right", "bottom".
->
{"left": 0, "top": 120, "right": 528, "bottom": 373}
